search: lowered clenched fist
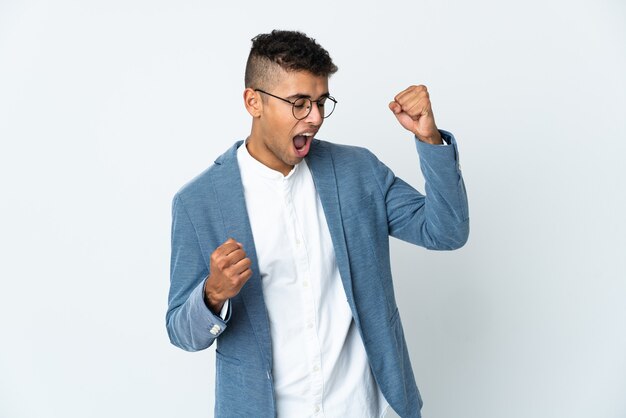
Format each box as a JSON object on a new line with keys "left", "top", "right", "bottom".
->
{"left": 204, "top": 238, "right": 252, "bottom": 314}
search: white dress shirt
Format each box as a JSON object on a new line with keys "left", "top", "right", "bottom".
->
{"left": 237, "top": 142, "right": 389, "bottom": 418}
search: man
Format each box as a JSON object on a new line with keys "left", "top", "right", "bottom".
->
{"left": 167, "top": 30, "right": 469, "bottom": 418}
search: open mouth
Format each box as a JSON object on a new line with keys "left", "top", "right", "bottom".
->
{"left": 293, "top": 135, "right": 308, "bottom": 150}
{"left": 292, "top": 132, "right": 314, "bottom": 157}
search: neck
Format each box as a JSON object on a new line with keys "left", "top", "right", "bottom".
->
{"left": 246, "top": 132, "right": 293, "bottom": 176}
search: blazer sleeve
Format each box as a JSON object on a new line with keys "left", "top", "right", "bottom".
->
{"left": 373, "top": 130, "right": 469, "bottom": 250}
{"left": 166, "top": 194, "right": 229, "bottom": 351}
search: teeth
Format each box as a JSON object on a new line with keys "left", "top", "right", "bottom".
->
{"left": 300, "top": 132, "right": 313, "bottom": 136}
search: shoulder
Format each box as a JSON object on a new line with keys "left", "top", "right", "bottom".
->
{"left": 174, "top": 141, "right": 242, "bottom": 204}
{"left": 308, "top": 139, "right": 395, "bottom": 192}
{"left": 310, "top": 139, "right": 379, "bottom": 166}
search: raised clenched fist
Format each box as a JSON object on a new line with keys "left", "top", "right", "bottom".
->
{"left": 389, "top": 84, "right": 442, "bottom": 145}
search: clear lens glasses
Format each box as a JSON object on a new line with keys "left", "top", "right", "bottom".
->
{"left": 291, "top": 96, "right": 337, "bottom": 120}
{"left": 255, "top": 89, "right": 337, "bottom": 120}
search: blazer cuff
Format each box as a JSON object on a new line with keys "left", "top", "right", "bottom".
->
{"left": 189, "top": 278, "right": 228, "bottom": 338}
{"left": 414, "top": 129, "right": 462, "bottom": 170}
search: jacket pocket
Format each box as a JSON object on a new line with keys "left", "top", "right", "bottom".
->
{"left": 341, "top": 193, "right": 375, "bottom": 221}
{"left": 216, "top": 350, "right": 241, "bottom": 366}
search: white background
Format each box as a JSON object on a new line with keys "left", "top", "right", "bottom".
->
{"left": 1, "top": 1, "right": 625, "bottom": 417}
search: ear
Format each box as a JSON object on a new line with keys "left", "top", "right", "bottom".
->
{"left": 243, "top": 88, "right": 262, "bottom": 117}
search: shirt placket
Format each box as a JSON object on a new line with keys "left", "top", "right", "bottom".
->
{"left": 282, "top": 177, "right": 325, "bottom": 417}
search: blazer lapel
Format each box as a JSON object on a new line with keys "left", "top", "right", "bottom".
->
{"left": 211, "top": 141, "right": 273, "bottom": 370}
{"left": 306, "top": 141, "right": 360, "bottom": 327}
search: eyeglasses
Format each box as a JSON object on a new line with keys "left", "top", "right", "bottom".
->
{"left": 255, "top": 89, "right": 337, "bottom": 120}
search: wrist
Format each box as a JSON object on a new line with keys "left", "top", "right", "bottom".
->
{"left": 203, "top": 279, "right": 225, "bottom": 314}
{"left": 415, "top": 130, "right": 443, "bottom": 145}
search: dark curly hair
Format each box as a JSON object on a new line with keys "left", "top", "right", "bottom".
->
{"left": 244, "top": 30, "right": 338, "bottom": 89}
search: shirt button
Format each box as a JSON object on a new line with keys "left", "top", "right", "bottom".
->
{"left": 306, "top": 322, "right": 313, "bottom": 329}
{"left": 313, "top": 365, "right": 320, "bottom": 372}
{"left": 303, "top": 281, "right": 309, "bottom": 287}
{"left": 314, "top": 405, "right": 320, "bottom": 413}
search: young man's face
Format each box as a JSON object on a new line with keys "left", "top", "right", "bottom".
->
{"left": 248, "top": 69, "right": 329, "bottom": 175}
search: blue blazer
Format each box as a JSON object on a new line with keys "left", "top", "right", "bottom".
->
{"left": 167, "top": 132, "right": 469, "bottom": 418}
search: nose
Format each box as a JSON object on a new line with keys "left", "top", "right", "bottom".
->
{"left": 304, "top": 101, "right": 323, "bottom": 125}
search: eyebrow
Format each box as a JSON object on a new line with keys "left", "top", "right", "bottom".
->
{"left": 286, "top": 92, "right": 331, "bottom": 101}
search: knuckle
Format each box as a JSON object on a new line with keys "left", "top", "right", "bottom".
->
{"left": 230, "top": 276, "right": 243, "bottom": 289}
{"left": 225, "top": 270, "right": 238, "bottom": 282}
{"left": 216, "top": 259, "right": 228, "bottom": 270}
